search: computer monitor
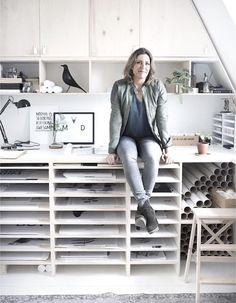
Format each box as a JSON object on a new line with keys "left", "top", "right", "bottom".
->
{"left": 53, "top": 112, "right": 94, "bottom": 144}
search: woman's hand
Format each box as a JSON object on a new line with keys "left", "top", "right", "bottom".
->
{"left": 106, "top": 153, "right": 119, "bottom": 165}
{"left": 161, "top": 149, "right": 173, "bottom": 164}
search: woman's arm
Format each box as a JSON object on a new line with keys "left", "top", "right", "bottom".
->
{"left": 156, "top": 80, "right": 172, "bottom": 150}
{"left": 108, "top": 81, "right": 122, "bottom": 154}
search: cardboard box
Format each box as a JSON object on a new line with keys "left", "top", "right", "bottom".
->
{"left": 172, "top": 135, "right": 199, "bottom": 146}
{"left": 211, "top": 188, "right": 236, "bottom": 208}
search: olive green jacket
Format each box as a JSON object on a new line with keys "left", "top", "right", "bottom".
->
{"left": 108, "top": 78, "right": 171, "bottom": 154}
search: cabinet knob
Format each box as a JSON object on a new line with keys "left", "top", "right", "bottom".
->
{"left": 33, "top": 46, "right": 38, "bottom": 55}
{"left": 203, "top": 47, "right": 209, "bottom": 55}
{"left": 102, "top": 30, "right": 106, "bottom": 36}
{"left": 129, "top": 28, "right": 133, "bottom": 33}
{"left": 42, "top": 45, "right": 47, "bottom": 55}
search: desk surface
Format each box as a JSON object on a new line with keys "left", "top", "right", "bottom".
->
{"left": 0, "top": 145, "right": 235, "bottom": 163}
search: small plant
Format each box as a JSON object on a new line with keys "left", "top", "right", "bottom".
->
{"left": 166, "top": 69, "right": 191, "bottom": 93}
{"left": 198, "top": 134, "right": 212, "bottom": 144}
{"left": 49, "top": 114, "right": 67, "bottom": 148}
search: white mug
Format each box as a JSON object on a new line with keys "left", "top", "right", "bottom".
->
{"left": 192, "top": 88, "right": 199, "bottom": 94}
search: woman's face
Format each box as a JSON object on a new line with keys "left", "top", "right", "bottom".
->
{"left": 132, "top": 54, "right": 150, "bottom": 82}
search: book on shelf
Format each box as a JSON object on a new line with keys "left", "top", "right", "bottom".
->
{"left": 57, "top": 211, "right": 118, "bottom": 222}
{"left": 131, "top": 251, "right": 166, "bottom": 260}
{"left": 0, "top": 169, "right": 48, "bottom": 180}
{"left": 65, "top": 197, "right": 121, "bottom": 207}
{"left": 131, "top": 238, "right": 176, "bottom": 249}
{"left": 62, "top": 171, "right": 116, "bottom": 180}
{"left": 0, "top": 197, "right": 48, "bottom": 209}
{"left": 1, "top": 238, "right": 49, "bottom": 248}
{"left": 0, "top": 183, "right": 49, "bottom": 195}
{"left": 0, "top": 77, "right": 22, "bottom": 83}
{"left": 153, "top": 184, "right": 174, "bottom": 193}
{"left": 0, "top": 225, "right": 49, "bottom": 235}
{"left": 0, "top": 251, "right": 50, "bottom": 261}
{"left": 0, "top": 211, "right": 49, "bottom": 222}
{"left": 57, "top": 251, "right": 109, "bottom": 260}
{"left": 132, "top": 224, "right": 177, "bottom": 236}
{"left": 59, "top": 224, "right": 119, "bottom": 235}
{"left": 56, "top": 183, "right": 121, "bottom": 193}
{"left": 0, "top": 89, "right": 21, "bottom": 93}
{"left": 55, "top": 238, "right": 119, "bottom": 248}
{"left": 0, "top": 83, "right": 23, "bottom": 89}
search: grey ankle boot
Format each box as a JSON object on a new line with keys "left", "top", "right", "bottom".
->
{"left": 136, "top": 200, "right": 159, "bottom": 234}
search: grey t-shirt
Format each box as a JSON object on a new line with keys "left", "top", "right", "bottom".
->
{"left": 123, "top": 94, "right": 154, "bottom": 138}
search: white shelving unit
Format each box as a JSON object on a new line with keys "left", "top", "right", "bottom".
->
{"left": 0, "top": 160, "right": 182, "bottom": 275}
{"left": 0, "top": 162, "right": 51, "bottom": 273}
{"left": 130, "top": 163, "right": 181, "bottom": 274}
{"left": 0, "top": 57, "right": 234, "bottom": 95}
{"left": 51, "top": 162, "right": 129, "bottom": 275}
{"left": 0, "top": 152, "right": 235, "bottom": 276}
{"left": 213, "top": 113, "right": 236, "bottom": 149}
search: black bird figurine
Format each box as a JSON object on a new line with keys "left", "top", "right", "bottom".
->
{"left": 61, "top": 64, "right": 87, "bottom": 93}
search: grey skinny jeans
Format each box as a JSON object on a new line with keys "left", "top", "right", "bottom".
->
{"left": 117, "top": 136, "right": 162, "bottom": 206}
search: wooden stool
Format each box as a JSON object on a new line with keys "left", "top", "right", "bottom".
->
{"left": 184, "top": 208, "right": 236, "bottom": 303}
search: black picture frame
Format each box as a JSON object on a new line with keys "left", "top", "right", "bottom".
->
{"left": 53, "top": 112, "right": 94, "bottom": 144}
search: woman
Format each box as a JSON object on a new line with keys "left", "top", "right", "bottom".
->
{"left": 106, "top": 48, "right": 172, "bottom": 234}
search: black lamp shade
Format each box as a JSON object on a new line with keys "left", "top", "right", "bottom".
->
{"left": 16, "top": 99, "right": 31, "bottom": 108}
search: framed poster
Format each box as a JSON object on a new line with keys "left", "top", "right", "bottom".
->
{"left": 53, "top": 112, "right": 94, "bottom": 144}
{"left": 30, "top": 105, "right": 59, "bottom": 144}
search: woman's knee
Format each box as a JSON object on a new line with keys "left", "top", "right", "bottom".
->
{"left": 143, "top": 152, "right": 160, "bottom": 165}
{"left": 117, "top": 137, "right": 138, "bottom": 162}
{"left": 118, "top": 149, "right": 138, "bottom": 163}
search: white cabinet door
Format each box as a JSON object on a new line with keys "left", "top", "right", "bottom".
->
{"left": 140, "top": 0, "right": 217, "bottom": 57}
{"left": 40, "top": 0, "right": 89, "bottom": 57}
{"left": 0, "top": 0, "right": 40, "bottom": 56}
{"left": 91, "top": 0, "right": 139, "bottom": 57}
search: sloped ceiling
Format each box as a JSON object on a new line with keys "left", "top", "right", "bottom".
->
{"left": 193, "top": 0, "right": 236, "bottom": 94}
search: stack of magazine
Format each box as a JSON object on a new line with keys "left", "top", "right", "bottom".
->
{"left": 0, "top": 77, "right": 23, "bottom": 93}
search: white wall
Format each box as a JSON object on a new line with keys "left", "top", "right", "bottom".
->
{"left": 0, "top": 93, "right": 224, "bottom": 147}
{"left": 193, "top": 0, "right": 236, "bottom": 92}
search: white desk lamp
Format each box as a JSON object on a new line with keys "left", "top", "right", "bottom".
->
{"left": 0, "top": 96, "right": 31, "bottom": 150}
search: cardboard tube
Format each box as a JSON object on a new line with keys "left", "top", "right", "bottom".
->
{"left": 203, "top": 163, "right": 221, "bottom": 175}
{"left": 220, "top": 181, "right": 227, "bottom": 188}
{"left": 227, "top": 181, "right": 233, "bottom": 187}
{"left": 203, "top": 199, "right": 212, "bottom": 208}
{"left": 226, "top": 174, "right": 233, "bottom": 182}
{"left": 227, "top": 168, "right": 233, "bottom": 175}
{"left": 212, "top": 180, "right": 220, "bottom": 188}
{"left": 216, "top": 174, "right": 224, "bottom": 182}
{"left": 194, "top": 191, "right": 209, "bottom": 205}
{"left": 183, "top": 177, "right": 197, "bottom": 192}
{"left": 190, "top": 193, "right": 204, "bottom": 207}
{"left": 205, "top": 179, "right": 212, "bottom": 186}
{"left": 187, "top": 212, "right": 194, "bottom": 220}
{"left": 182, "top": 184, "right": 191, "bottom": 198}
{"left": 181, "top": 199, "right": 192, "bottom": 213}
{"left": 185, "top": 164, "right": 207, "bottom": 183}
{"left": 195, "top": 163, "right": 217, "bottom": 181}
{"left": 202, "top": 191, "right": 211, "bottom": 199}
{"left": 185, "top": 198, "right": 196, "bottom": 209}
{"left": 183, "top": 169, "right": 201, "bottom": 186}
{"left": 220, "top": 169, "right": 227, "bottom": 176}
{"left": 199, "top": 184, "right": 207, "bottom": 192}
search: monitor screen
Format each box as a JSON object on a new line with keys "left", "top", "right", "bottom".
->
{"left": 53, "top": 112, "right": 94, "bottom": 144}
